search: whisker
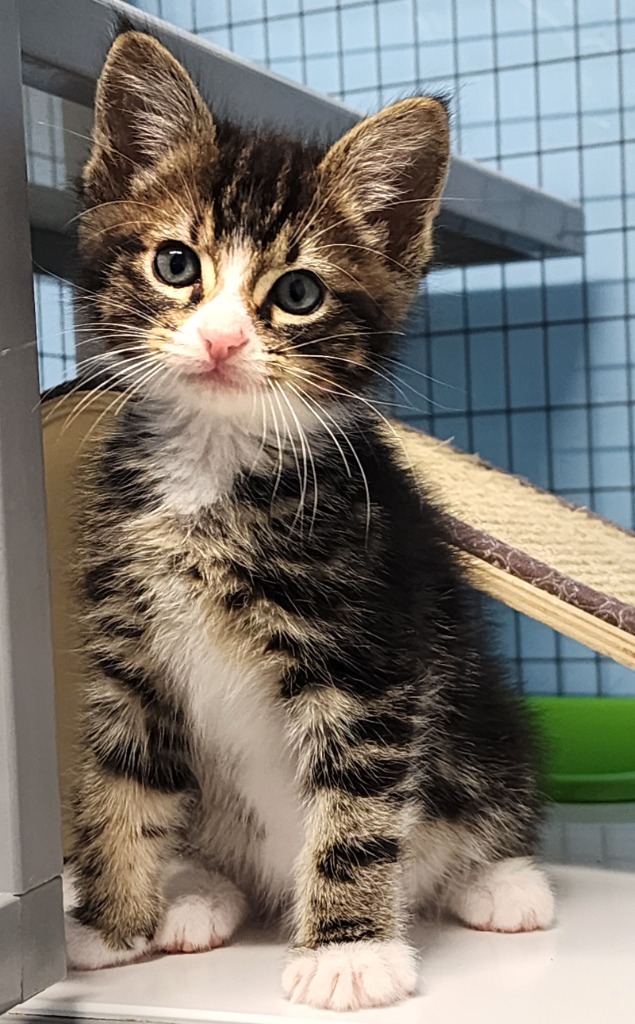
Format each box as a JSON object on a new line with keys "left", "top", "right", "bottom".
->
{"left": 315, "top": 258, "right": 384, "bottom": 312}
{"left": 77, "top": 389, "right": 127, "bottom": 444}
{"left": 289, "top": 171, "right": 348, "bottom": 249}
{"left": 33, "top": 264, "right": 175, "bottom": 336}
{"left": 66, "top": 198, "right": 164, "bottom": 228}
{"left": 271, "top": 378, "right": 306, "bottom": 525}
{"left": 319, "top": 241, "right": 418, "bottom": 279}
{"left": 265, "top": 380, "right": 287, "bottom": 514}
{"left": 79, "top": 357, "right": 171, "bottom": 452}
{"left": 281, "top": 364, "right": 408, "bottom": 449}
{"left": 382, "top": 355, "right": 465, "bottom": 393}
{"left": 56, "top": 353, "right": 160, "bottom": 434}
{"left": 246, "top": 388, "right": 270, "bottom": 477}
{"left": 285, "top": 380, "right": 352, "bottom": 479}
{"left": 277, "top": 382, "right": 319, "bottom": 535}
{"left": 275, "top": 328, "right": 406, "bottom": 357}
{"left": 284, "top": 362, "right": 399, "bottom": 409}
{"left": 1, "top": 324, "right": 148, "bottom": 360}
{"left": 34, "top": 121, "right": 139, "bottom": 171}
{"left": 292, "top": 383, "right": 371, "bottom": 540}
{"left": 290, "top": 353, "right": 454, "bottom": 411}
{"left": 292, "top": 352, "right": 414, "bottom": 406}
{"left": 71, "top": 388, "right": 130, "bottom": 452}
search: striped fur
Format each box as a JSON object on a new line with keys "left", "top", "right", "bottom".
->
{"left": 64, "top": 31, "right": 553, "bottom": 1009}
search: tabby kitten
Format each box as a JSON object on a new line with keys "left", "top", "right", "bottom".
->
{"left": 64, "top": 30, "right": 554, "bottom": 1011}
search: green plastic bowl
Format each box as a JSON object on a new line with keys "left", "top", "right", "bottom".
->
{"left": 529, "top": 696, "right": 635, "bottom": 803}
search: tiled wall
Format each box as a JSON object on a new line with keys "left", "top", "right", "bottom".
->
{"left": 31, "top": 0, "right": 633, "bottom": 695}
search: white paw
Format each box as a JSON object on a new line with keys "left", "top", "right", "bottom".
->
{"left": 152, "top": 880, "right": 247, "bottom": 954}
{"left": 65, "top": 913, "right": 150, "bottom": 971}
{"left": 450, "top": 857, "right": 555, "bottom": 933}
{"left": 63, "top": 861, "right": 247, "bottom": 967}
{"left": 282, "top": 940, "right": 419, "bottom": 1011}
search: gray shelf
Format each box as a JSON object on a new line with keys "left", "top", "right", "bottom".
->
{"left": 20, "top": 0, "right": 583, "bottom": 276}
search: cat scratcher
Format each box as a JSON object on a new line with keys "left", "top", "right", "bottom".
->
{"left": 42, "top": 387, "right": 635, "bottom": 816}
{"left": 394, "top": 422, "right": 635, "bottom": 671}
{"left": 42, "top": 387, "right": 635, "bottom": 684}
{"left": 41, "top": 388, "right": 635, "bottom": 823}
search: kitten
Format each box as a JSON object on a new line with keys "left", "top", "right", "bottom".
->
{"left": 63, "top": 30, "right": 554, "bottom": 1011}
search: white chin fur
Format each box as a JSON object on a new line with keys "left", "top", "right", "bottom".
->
{"left": 449, "top": 857, "right": 555, "bottom": 933}
{"left": 282, "top": 940, "right": 419, "bottom": 1011}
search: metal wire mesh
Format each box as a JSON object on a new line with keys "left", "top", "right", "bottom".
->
{"left": 25, "top": 84, "right": 78, "bottom": 388}
{"left": 33, "top": 274, "right": 76, "bottom": 391}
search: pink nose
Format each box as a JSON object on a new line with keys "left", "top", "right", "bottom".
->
{"left": 198, "top": 327, "right": 248, "bottom": 364}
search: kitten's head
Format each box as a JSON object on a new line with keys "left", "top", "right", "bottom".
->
{"left": 79, "top": 31, "right": 449, "bottom": 425}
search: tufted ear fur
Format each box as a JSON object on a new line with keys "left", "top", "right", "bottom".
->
{"left": 318, "top": 98, "right": 450, "bottom": 271}
{"left": 83, "top": 31, "right": 215, "bottom": 200}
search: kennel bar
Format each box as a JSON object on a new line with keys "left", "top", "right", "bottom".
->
{"left": 0, "top": 0, "right": 65, "bottom": 1012}
{"left": 19, "top": 0, "right": 583, "bottom": 277}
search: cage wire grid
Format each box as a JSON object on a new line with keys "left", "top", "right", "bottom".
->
{"left": 25, "top": 86, "right": 77, "bottom": 391}
{"left": 27, "top": 0, "right": 635, "bottom": 697}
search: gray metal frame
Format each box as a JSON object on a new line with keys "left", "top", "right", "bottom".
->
{"left": 0, "top": 0, "right": 65, "bottom": 1012}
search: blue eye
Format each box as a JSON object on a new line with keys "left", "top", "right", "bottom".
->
{"left": 154, "top": 242, "right": 200, "bottom": 287}
{"left": 271, "top": 270, "right": 324, "bottom": 315}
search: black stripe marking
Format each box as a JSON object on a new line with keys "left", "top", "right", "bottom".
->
{"left": 423, "top": 774, "right": 474, "bottom": 821}
{"left": 98, "top": 616, "right": 144, "bottom": 641}
{"left": 88, "top": 724, "right": 194, "bottom": 794}
{"left": 86, "top": 683, "right": 194, "bottom": 794}
{"left": 141, "top": 823, "right": 170, "bottom": 840}
{"left": 264, "top": 630, "right": 305, "bottom": 659}
{"left": 84, "top": 558, "right": 130, "bottom": 604}
{"left": 109, "top": 235, "right": 146, "bottom": 258}
{"left": 313, "top": 916, "right": 378, "bottom": 944}
{"left": 91, "top": 654, "right": 157, "bottom": 706}
{"left": 318, "top": 836, "right": 399, "bottom": 883}
{"left": 354, "top": 712, "right": 413, "bottom": 747}
{"left": 99, "top": 435, "right": 154, "bottom": 513}
{"left": 223, "top": 588, "right": 250, "bottom": 612}
{"left": 311, "top": 756, "right": 410, "bottom": 798}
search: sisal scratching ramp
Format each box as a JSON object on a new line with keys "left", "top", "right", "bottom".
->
{"left": 43, "top": 389, "right": 635, "bottom": 725}
{"left": 393, "top": 422, "right": 635, "bottom": 670}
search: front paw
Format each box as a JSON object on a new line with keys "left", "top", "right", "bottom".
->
{"left": 65, "top": 913, "right": 151, "bottom": 971}
{"left": 282, "top": 939, "right": 419, "bottom": 1011}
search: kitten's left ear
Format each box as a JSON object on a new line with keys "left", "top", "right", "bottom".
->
{"left": 318, "top": 98, "right": 450, "bottom": 271}
{"left": 84, "top": 31, "right": 215, "bottom": 200}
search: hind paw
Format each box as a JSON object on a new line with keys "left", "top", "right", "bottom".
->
{"left": 152, "top": 876, "right": 247, "bottom": 953}
{"left": 449, "top": 857, "right": 555, "bottom": 933}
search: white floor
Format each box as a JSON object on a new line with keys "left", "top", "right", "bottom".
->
{"left": 11, "top": 804, "right": 635, "bottom": 1024}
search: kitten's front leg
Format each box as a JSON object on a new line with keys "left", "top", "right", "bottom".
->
{"left": 66, "top": 756, "right": 187, "bottom": 969}
{"left": 65, "top": 658, "right": 197, "bottom": 969}
{"left": 282, "top": 691, "right": 418, "bottom": 1011}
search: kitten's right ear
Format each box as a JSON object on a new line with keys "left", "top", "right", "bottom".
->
{"left": 84, "top": 31, "right": 215, "bottom": 200}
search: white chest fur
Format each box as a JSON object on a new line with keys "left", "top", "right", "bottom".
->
{"left": 151, "top": 581, "right": 305, "bottom": 902}
{"left": 153, "top": 409, "right": 264, "bottom": 514}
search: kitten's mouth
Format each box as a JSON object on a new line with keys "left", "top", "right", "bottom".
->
{"left": 184, "top": 357, "right": 259, "bottom": 393}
